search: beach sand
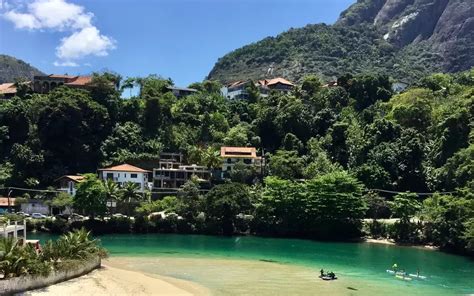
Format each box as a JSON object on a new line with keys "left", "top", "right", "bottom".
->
{"left": 24, "top": 260, "right": 210, "bottom": 296}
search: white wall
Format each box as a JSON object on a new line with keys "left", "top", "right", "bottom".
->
{"left": 21, "top": 201, "right": 49, "bottom": 215}
{"left": 100, "top": 171, "right": 148, "bottom": 192}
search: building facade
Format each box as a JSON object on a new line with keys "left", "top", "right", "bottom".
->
{"left": 167, "top": 86, "right": 198, "bottom": 98}
{"left": 220, "top": 146, "right": 262, "bottom": 177}
{"left": 98, "top": 164, "right": 151, "bottom": 192}
{"left": 221, "top": 77, "right": 294, "bottom": 100}
{"left": 56, "top": 175, "right": 85, "bottom": 196}
{"left": 33, "top": 74, "right": 92, "bottom": 94}
{"left": 153, "top": 153, "right": 211, "bottom": 190}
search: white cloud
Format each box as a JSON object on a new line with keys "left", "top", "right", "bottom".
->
{"left": 53, "top": 60, "right": 79, "bottom": 67}
{"left": 56, "top": 26, "right": 115, "bottom": 60}
{"left": 2, "top": 0, "right": 115, "bottom": 63}
{"left": 4, "top": 10, "right": 39, "bottom": 29}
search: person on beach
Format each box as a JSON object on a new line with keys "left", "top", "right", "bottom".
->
{"left": 320, "top": 269, "right": 325, "bottom": 277}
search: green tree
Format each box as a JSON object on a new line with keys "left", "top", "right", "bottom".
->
{"left": 74, "top": 174, "right": 107, "bottom": 219}
{"left": 204, "top": 183, "right": 252, "bottom": 235}
{"left": 120, "top": 182, "right": 144, "bottom": 217}
{"left": 268, "top": 150, "right": 304, "bottom": 179}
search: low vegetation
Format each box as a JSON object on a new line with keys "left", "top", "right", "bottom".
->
{"left": 0, "top": 228, "right": 106, "bottom": 279}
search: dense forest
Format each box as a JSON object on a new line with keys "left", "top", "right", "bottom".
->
{"left": 0, "top": 69, "right": 473, "bottom": 254}
{"left": 209, "top": 0, "right": 473, "bottom": 83}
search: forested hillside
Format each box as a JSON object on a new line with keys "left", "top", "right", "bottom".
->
{"left": 208, "top": 0, "right": 473, "bottom": 83}
{"left": 0, "top": 69, "right": 473, "bottom": 253}
{"left": 0, "top": 54, "right": 44, "bottom": 83}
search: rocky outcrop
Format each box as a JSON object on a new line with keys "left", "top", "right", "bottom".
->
{"left": 209, "top": 0, "right": 473, "bottom": 82}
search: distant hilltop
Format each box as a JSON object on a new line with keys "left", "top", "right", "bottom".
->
{"left": 208, "top": 0, "right": 474, "bottom": 83}
{"left": 0, "top": 54, "right": 45, "bottom": 84}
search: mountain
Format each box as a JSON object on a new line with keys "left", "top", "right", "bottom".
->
{"left": 208, "top": 0, "right": 473, "bottom": 83}
{"left": 0, "top": 54, "right": 45, "bottom": 83}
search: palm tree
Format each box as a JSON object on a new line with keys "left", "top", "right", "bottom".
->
{"left": 103, "top": 179, "right": 120, "bottom": 214}
{"left": 120, "top": 182, "right": 144, "bottom": 218}
{"left": 203, "top": 146, "right": 222, "bottom": 169}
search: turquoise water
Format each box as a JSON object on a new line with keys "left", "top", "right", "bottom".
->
{"left": 30, "top": 233, "right": 474, "bottom": 295}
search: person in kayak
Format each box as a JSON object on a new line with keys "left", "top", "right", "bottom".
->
{"left": 328, "top": 272, "right": 336, "bottom": 279}
{"left": 392, "top": 263, "right": 398, "bottom": 271}
{"left": 320, "top": 269, "right": 325, "bottom": 277}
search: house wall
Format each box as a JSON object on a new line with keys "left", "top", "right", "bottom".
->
{"left": 58, "top": 180, "right": 78, "bottom": 196}
{"left": 99, "top": 171, "right": 148, "bottom": 192}
{"left": 21, "top": 201, "right": 49, "bottom": 215}
{"left": 221, "top": 157, "right": 262, "bottom": 172}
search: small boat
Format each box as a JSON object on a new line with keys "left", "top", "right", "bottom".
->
{"left": 395, "top": 274, "right": 412, "bottom": 281}
{"left": 319, "top": 275, "right": 338, "bottom": 281}
{"left": 409, "top": 274, "right": 427, "bottom": 280}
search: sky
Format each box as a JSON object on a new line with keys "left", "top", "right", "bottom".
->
{"left": 0, "top": 0, "right": 354, "bottom": 87}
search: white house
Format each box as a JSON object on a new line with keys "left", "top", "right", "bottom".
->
{"left": 56, "top": 175, "right": 85, "bottom": 196}
{"left": 98, "top": 164, "right": 151, "bottom": 192}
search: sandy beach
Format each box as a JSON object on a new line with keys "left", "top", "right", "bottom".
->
{"left": 24, "top": 260, "right": 209, "bottom": 296}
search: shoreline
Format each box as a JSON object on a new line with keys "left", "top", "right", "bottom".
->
{"left": 25, "top": 260, "right": 210, "bottom": 296}
{"left": 364, "top": 238, "right": 439, "bottom": 251}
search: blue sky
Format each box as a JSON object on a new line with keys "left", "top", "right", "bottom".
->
{"left": 0, "top": 0, "right": 354, "bottom": 87}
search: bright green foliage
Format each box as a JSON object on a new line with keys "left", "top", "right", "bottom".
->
{"left": 50, "top": 192, "right": 73, "bottom": 211}
{"left": 421, "top": 194, "right": 474, "bottom": 251}
{"left": 268, "top": 150, "right": 304, "bottom": 179}
{"left": 204, "top": 183, "right": 252, "bottom": 235}
{"left": 255, "top": 172, "right": 366, "bottom": 238}
{"left": 0, "top": 228, "right": 105, "bottom": 279}
{"left": 74, "top": 174, "right": 107, "bottom": 218}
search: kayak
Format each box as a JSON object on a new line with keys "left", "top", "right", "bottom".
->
{"left": 319, "top": 275, "right": 337, "bottom": 281}
{"left": 386, "top": 269, "right": 395, "bottom": 274}
{"left": 409, "top": 274, "right": 427, "bottom": 279}
{"left": 395, "top": 275, "right": 412, "bottom": 281}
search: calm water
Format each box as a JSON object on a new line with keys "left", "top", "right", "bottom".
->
{"left": 30, "top": 233, "right": 474, "bottom": 295}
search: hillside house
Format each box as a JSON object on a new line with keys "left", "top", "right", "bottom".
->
{"left": 0, "top": 83, "right": 17, "bottom": 99}
{"left": 98, "top": 164, "right": 151, "bottom": 192}
{"left": 33, "top": 74, "right": 92, "bottom": 93}
{"left": 221, "top": 77, "right": 294, "bottom": 100}
{"left": 153, "top": 153, "right": 211, "bottom": 190}
{"left": 220, "top": 146, "right": 262, "bottom": 177}
{"left": 56, "top": 175, "right": 85, "bottom": 196}
{"left": 167, "top": 86, "right": 198, "bottom": 98}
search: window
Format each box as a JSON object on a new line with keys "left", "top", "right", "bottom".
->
{"left": 243, "top": 159, "right": 252, "bottom": 164}
{"left": 227, "top": 166, "right": 232, "bottom": 171}
{"left": 226, "top": 158, "right": 232, "bottom": 164}
{"left": 106, "top": 173, "right": 113, "bottom": 180}
{"left": 131, "top": 173, "right": 137, "bottom": 178}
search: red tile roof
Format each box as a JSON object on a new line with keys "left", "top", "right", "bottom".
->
{"left": 98, "top": 163, "right": 150, "bottom": 173}
{"left": 55, "top": 175, "right": 85, "bottom": 183}
{"left": 258, "top": 77, "right": 294, "bottom": 87}
{"left": 64, "top": 76, "right": 92, "bottom": 86}
{"left": 220, "top": 146, "right": 258, "bottom": 158}
{"left": 0, "top": 197, "right": 16, "bottom": 207}
{"left": 0, "top": 83, "right": 17, "bottom": 94}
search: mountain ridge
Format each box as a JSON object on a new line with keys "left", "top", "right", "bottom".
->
{"left": 208, "top": 0, "right": 473, "bottom": 83}
{"left": 0, "top": 54, "right": 45, "bottom": 84}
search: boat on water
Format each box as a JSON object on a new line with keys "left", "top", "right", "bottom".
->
{"left": 319, "top": 275, "right": 338, "bottom": 281}
{"left": 396, "top": 274, "right": 412, "bottom": 281}
{"left": 409, "top": 274, "right": 427, "bottom": 280}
